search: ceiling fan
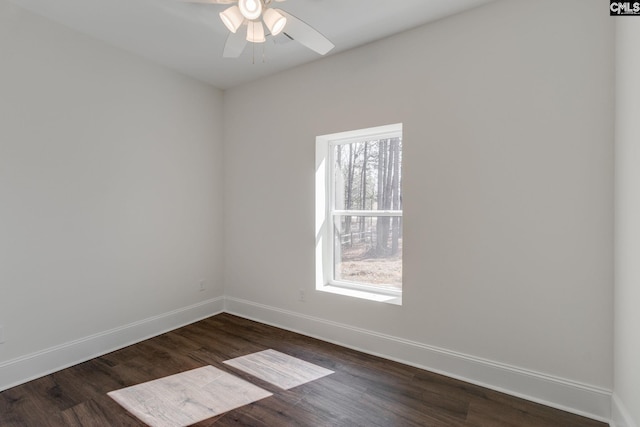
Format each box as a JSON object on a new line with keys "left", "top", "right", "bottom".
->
{"left": 184, "top": 0, "right": 335, "bottom": 58}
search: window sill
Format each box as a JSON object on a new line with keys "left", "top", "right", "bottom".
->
{"left": 318, "top": 285, "right": 402, "bottom": 306}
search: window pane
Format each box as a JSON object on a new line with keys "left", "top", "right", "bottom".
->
{"left": 333, "top": 138, "right": 402, "bottom": 211}
{"left": 333, "top": 215, "right": 402, "bottom": 289}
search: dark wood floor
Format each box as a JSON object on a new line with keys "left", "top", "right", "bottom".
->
{"left": 0, "top": 313, "right": 605, "bottom": 426}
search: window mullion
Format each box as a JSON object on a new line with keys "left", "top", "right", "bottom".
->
{"left": 332, "top": 210, "right": 402, "bottom": 217}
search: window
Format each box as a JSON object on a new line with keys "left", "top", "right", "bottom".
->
{"left": 316, "top": 124, "right": 403, "bottom": 304}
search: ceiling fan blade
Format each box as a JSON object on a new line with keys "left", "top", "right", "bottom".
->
{"left": 277, "top": 10, "right": 334, "bottom": 55}
{"left": 223, "top": 26, "right": 248, "bottom": 58}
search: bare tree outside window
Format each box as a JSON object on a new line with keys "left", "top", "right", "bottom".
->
{"left": 332, "top": 137, "right": 403, "bottom": 290}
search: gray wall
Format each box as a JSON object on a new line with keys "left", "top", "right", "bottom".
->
{"left": 224, "top": 0, "right": 614, "bottom": 390}
{"left": 0, "top": 0, "right": 225, "bottom": 363}
{"left": 614, "top": 18, "right": 640, "bottom": 427}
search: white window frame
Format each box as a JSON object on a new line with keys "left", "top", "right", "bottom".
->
{"left": 315, "top": 123, "right": 403, "bottom": 305}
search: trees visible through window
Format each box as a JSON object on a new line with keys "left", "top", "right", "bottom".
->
{"left": 317, "top": 124, "right": 402, "bottom": 296}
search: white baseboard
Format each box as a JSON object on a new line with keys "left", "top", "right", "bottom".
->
{"left": 225, "top": 296, "right": 612, "bottom": 423}
{"left": 0, "top": 297, "right": 225, "bottom": 392}
{"left": 611, "top": 393, "right": 638, "bottom": 427}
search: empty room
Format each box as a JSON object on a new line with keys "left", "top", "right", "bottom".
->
{"left": 1, "top": 0, "right": 638, "bottom": 426}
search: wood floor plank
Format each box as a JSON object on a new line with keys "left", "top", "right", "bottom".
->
{"left": 0, "top": 380, "right": 66, "bottom": 427}
{"left": 60, "top": 398, "right": 141, "bottom": 427}
{"left": 0, "top": 313, "right": 607, "bottom": 427}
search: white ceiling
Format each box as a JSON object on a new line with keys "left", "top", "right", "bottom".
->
{"left": 9, "top": 0, "right": 495, "bottom": 89}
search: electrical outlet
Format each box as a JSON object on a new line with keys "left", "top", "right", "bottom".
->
{"left": 0, "top": 325, "right": 5, "bottom": 344}
{"left": 199, "top": 280, "right": 206, "bottom": 292}
{"left": 298, "top": 289, "right": 305, "bottom": 302}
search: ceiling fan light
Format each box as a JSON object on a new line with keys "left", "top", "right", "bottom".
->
{"left": 219, "top": 6, "right": 244, "bottom": 33}
{"left": 263, "top": 8, "right": 286, "bottom": 36}
{"left": 238, "top": 0, "right": 263, "bottom": 21}
{"left": 246, "top": 21, "right": 265, "bottom": 43}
